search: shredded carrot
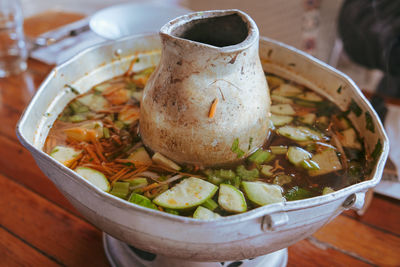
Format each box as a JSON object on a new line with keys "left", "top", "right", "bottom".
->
{"left": 125, "top": 57, "right": 137, "bottom": 76}
{"left": 91, "top": 138, "right": 106, "bottom": 162}
{"left": 110, "top": 168, "right": 130, "bottom": 184}
{"left": 84, "top": 145, "right": 100, "bottom": 164}
{"left": 140, "top": 182, "right": 160, "bottom": 192}
{"left": 208, "top": 98, "right": 218, "bottom": 118}
{"left": 158, "top": 206, "right": 164, "bottom": 212}
{"left": 70, "top": 160, "right": 78, "bottom": 170}
{"left": 102, "top": 84, "right": 125, "bottom": 96}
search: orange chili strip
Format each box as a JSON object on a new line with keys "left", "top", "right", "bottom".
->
{"left": 208, "top": 98, "right": 219, "bottom": 118}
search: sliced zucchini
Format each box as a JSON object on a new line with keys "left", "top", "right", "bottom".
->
{"left": 76, "top": 167, "right": 110, "bottom": 192}
{"left": 270, "top": 104, "right": 296, "bottom": 116}
{"left": 50, "top": 146, "right": 82, "bottom": 167}
{"left": 242, "top": 181, "right": 283, "bottom": 206}
{"left": 270, "top": 95, "right": 293, "bottom": 104}
{"left": 77, "top": 93, "right": 108, "bottom": 112}
{"left": 309, "top": 149, "right": 342, "bottom": 176}
{"left": 277, "top": 125, "right": 322, "bottom": 142}
{"left": 152, "top": 152, "right": 181, "bottom": 171}
{"left": 298, "top": 113, "right": 316, "bottom": 125}
{"left": 193, "top": 206, "right": 221, "bottom": 220}
{"left": 287, "top": 146, "right": 312, "bottom": 166}
{"left": 236, "top": 165, "right": 259, "bottom": 181}
{"left": 272, "top": 83, "right": 302, "bottom": 97}
{"left": 296, "top": 91, "right": 323, "bottom": 102}
{"left": 128, "top": 147, "right": 152, "bottom": 165}
{"left": 271, "top": 114, "right": 293, "bottom": 126}
{"left": 338, "top": 128, "right": 361, "bottom": 149}
{"left": 153, "top": 177, "right": 217, "bottom": 209}
{"left": 218, "top": 184, "right": 247, "bottom": 213}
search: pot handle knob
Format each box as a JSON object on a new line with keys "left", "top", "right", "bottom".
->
{"left": 262, "top": 212, "right": 289, "bottom": 231}
{"left": 342, "top": 192, "right": 366, "bottom": 211}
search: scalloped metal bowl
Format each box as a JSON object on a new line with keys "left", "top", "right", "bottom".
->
{"left": 17, "top": 33, "right": 389, "bottom": 261}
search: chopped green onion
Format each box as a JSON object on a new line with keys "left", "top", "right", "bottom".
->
{"left": 270, "top": 145, "right": 288, "bottom": 155}
{"left": 128, "top": 193, "right": 157, "bottom": 210}
{"left": 110, "top": 182, "right": 130, "bottom": 198}
{"left": 231, "top": 138, "right": 245, "bottom": 158}
{"left": 248, "top": 149, "right": 272, "bottom": 164}
{"left": 165, "top": 208, "right": 179, "bottom": 215}
{"left": 202, "top": 198, "right": 218, "bottom": 211}
{"left": 285, "top": 186, "right": 313, "bottom": 201}
{"left": 236, "top": 165, "right": 259, "bottom": 181}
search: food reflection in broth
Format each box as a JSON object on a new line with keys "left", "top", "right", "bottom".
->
{"left": 45, "top": 63, "right": 370, "bottom": 219}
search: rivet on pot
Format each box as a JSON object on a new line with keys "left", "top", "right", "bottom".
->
{"left": 262, "top": 213, "right": 289, "bottom": 232}
{"left": 114, "top": 49, "right": 122, "bottom": 57}
{"left": 342, "top": 194, "right": 356, "bottom": 209}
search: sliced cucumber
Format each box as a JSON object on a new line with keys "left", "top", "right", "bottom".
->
{"left": 287, "top": 146, "right": 312, "bottom": 166}
{"left": 152, "top": 152, "right": 181, "bottom": 171}
{"left": 309, "top": 149, "right": 342, "bottom": 176}
{"left": 193, "top": 206, "right": 221, "bottom": 220}
{"left": 338, "top": 128, "right": 361, "bottom": 149}
{"left": 270, "top": 104, "right": 296, "bottom": 116}
{"left": 77, "top": 93, "right": 108, "bottom": 112}
{"left": 298, "top": 113, "right": 316, "bottom": 125}
{"left": 128, "top": 147, "right": 152, "bottom": 165}
{"left": 272, "top": 83, "right": 302, "bottom": 97}
{"left": 270, "top": 95, "right": 293, "bottom": 104}
{"left": 242, "top": 181, "right": 283, "bottom": 206}
{"left": 76, "top": 167, "right": 110, "bottom": 192}
{"left": 218, "top": 184, "right": 247, "bottom": 213}
{"left": 125, "top": 177, "right": 148, "bottom": 189}
{"left": 50, "top": 146, "right": 82, "bottom": 167}
{"left": 271, "top": 114, "right": 293, "bottom": 126}
{"left": 153, "top": 177, "right": 217, "bottom": 209}
{"left": 277, "top": 125, "right": 322, "bottom": 141}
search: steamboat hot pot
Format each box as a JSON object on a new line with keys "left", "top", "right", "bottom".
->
{"left": 17, "top": 13, "right": 388, "bottom": 263}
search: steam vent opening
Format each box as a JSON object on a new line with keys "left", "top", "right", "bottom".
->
{"left": 175, "top": 14, "right": 249, "bottom": 47}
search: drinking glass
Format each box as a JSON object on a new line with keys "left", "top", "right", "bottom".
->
{"left": 0, "top": 0, "right": 27, "bottom": 78}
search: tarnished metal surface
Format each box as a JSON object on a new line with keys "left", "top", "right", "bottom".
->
{"left": 17, "top": 31, "right": 388, "bottom": 261}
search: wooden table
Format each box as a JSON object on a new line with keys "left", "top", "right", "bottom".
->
{"left": 0, "top": 12, "right": 399, "bottom": 267}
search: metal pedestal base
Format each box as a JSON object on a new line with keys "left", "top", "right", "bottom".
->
{"left": 103, "top": 233, "right": 288, "bottom": 267}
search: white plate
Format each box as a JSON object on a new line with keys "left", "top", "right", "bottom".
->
{"left": 89, "top": 2, "right": 191, "bottom": 39}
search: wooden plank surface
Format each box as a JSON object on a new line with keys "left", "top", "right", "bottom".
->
{"left": 0, "top": 10, "right": 399, "bottom": 267}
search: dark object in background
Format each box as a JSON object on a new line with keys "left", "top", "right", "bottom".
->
{"left": 338, "top": 0, "right": 400, "bottom": 98}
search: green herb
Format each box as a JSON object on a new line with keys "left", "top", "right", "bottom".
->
{"left": 349, "top": 99, "right": 362, "bottom": 117}
{"left": 66, "top": 84, "right": 79, "bottom": 95}
{"left": 337, "top": 85, "right": 342, "bottom": 94}
{"left": 371, "top": 139, "right": 382, "bottom": 162}
{"left": 231, "top": 138, "right": 245, "bottom": 158}
{"left": 285, "top": 186, "right": 313, "bottom": 201}
{"left": 365, "top": 111, "right": 375, "bottom": 133}
{"left": 248, "top": 149, "right": 273, "bottom": 164}
{"left": 236, "top": 165, "right": 259, "bottom": 181}
{"left": 123, "top": 162, "right": 135, "bottom": 168}
{"left": 128, "top": 193, "right": 157, "bottom": 210}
